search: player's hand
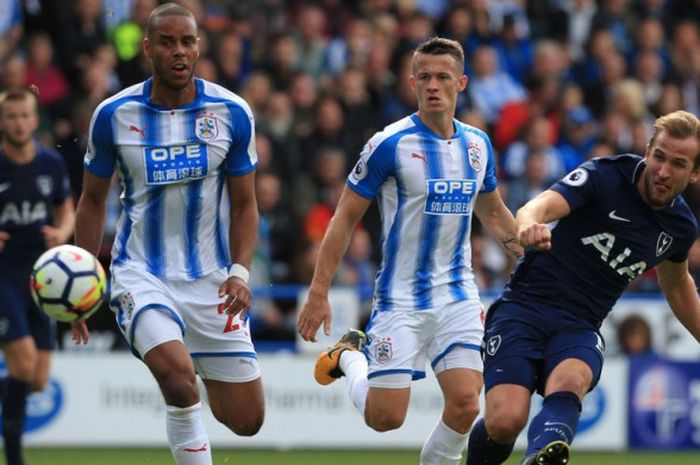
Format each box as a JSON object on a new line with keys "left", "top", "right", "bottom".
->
{"left": 297, "top": 289, "right": 332, "bottom": 342}
{"left": 218, "top": 277, "right": 252, "bottom": 318}
{"left": 0, "top": 231, "right": 9, "bottom": 252}
{"left": 518, "top": 223, "right": 552, "bottom": 250}
{"left": 71, "top": 319, "right": 90, "bottom": 345}
{"left": 41, "top": 225, "right": 67, "bottom": 249}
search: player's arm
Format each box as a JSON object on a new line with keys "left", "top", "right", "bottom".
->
{"left": 515, "top": 190, "right": 571, "bottom": 250}
{"left": 473, "top": 189, "right": 522, "bottom": 260}
{"left": 75, "top": 172, "right": 111, "bottom": 256}
{"left": 298, "top": 186, "right": 371, "bottom": 342}
{"left": 219, "top": 171, "right": 258, "bottom": 317}
{"left": 657, "top": 259, "right": 700, "bottom": 343}
{"left": 44, "top": 197, "right": 76, "bottom": 248}
{"left": 71, "top": 171, "right": 111, "bottom": 344}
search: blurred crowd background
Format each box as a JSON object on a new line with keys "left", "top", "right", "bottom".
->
{"left": 2, "top": 0, "right": 700, "bottom": 348}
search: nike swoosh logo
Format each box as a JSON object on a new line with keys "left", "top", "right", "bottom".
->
{"left": 608, "top": 210, "right": 630, "bottom": 222}
{"left": 0, "top": 182, "right": 10, "bottom": 193}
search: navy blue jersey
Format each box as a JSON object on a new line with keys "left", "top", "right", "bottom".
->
{"left": 501, "top": 154, "right": 698, "bottom": 327}
{"left": 0, "top": 146, "right": 71, "bottom": 273}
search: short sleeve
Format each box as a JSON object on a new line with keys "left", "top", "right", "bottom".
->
{"left": 346, "top": 135, "right": 398, "bottom": 200}
{"left": 549, "top": 159, "right": 602, "bottom": 211}
{"left": 84, "top": 103, "right": 118, "bottom": 178}
{"left": 225, "top": 103, "right": 257, "bottom": 176}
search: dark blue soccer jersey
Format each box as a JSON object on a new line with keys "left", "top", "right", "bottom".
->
{"left": 501, "top": 154, "right": 698, "bottom": 327}
{"left": 0, "top": 146, "right": 71, "bottom": 273}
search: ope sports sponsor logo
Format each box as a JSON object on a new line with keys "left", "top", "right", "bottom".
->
{"left": 425, "top": 179, "right": 475, "bottom": 216}
{"left": 144, "top": 144, "right": 208, "bottom": 185}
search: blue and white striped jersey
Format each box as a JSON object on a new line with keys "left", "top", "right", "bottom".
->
{"left": 85, "top": 78, "right": 257, "bottom": 281}
{"left": 348, "top": 113, "right": 497, "bottom": 311}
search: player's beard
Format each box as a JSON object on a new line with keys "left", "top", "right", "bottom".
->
{"left": 643, "top": 173, "right": 672, "bottom": 209}
{"left": 2, "top": 131, "right": 32, "bottom": 149}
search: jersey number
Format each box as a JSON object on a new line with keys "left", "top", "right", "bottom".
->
{"left": 217, "top": 303, "right": 240, "bottom": 333}
{"left": 581, "top": 232, "right": 647, "bottom": 281}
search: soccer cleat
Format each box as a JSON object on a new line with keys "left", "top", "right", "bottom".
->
{"left": 520, "top": 440, "right": 570, "bottom": 465}
{"left": 314, "top": 329, "right": 367, "bottom": 385}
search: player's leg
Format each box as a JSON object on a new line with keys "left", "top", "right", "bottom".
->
{"left": 30, "top": 350, "right": 52, "bottom": 392}
{"left": 112, "top": 265, "right": 212, "bottom": 465}
{"left": 196, "top": 358, "right": 264, "bottom": 436}
{"left": 421, "top": 300, "right": 485, "bottom": 465}
{"left": 1, "top": 277, "right": 38, "bottom": 465}
{"left": 316, "top": 329, "right": 412, "bottom": 431}
{"left": 520, "top": 328, "right": 602, "bottom": 465}
{"left": 2, "top": 337, "right": 37, "bottom": 465}
{"left": 466, "top": 302, "right": 544, "bottom": 465}
{"left": 136, "top": 309, "right": 212, "bottom": 465}
{"left": 420, "top": 366, "right": 481, "bottom": 465}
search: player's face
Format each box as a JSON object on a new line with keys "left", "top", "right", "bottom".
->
{"left": 641, "top": 130, "right": 700, "bottom": 209}
{"left": 0, "top": 98, "right": 38, "bottom": 147}
{"left": 409, "top": 53, "right": 467, "bottom": 118}
{"left": 144, "top": 14, "right": 199, "bottom": 90}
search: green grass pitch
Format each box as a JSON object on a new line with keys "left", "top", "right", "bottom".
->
{"left": 25, "top": 448, "right": 700, "bottom": 465}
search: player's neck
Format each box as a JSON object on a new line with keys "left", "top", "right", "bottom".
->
{"left": 417, "top": 111, "right": 455, "bottom": 139}
{"left": 150, "top": 79, "right": 197, "bottom": 108}
{"left": 1, "top": 140, "right": 35, "bottom": 164}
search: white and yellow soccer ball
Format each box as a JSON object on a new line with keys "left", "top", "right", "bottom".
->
{"left": 30, "top": 244, "right": 107, "bottom": 323}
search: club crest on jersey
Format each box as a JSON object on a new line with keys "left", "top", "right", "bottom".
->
{"left": 374, "top": 337, "right": 393, "bottom": 364}
{"left": 120, "top": 292, "right": 135, "bottom": 318}
{"left": 486, "top": 335, "right": 501, "bottom": 356}
{"left": 36, "top": 176, "right": 53, "bottom": 196}
{"left": 468, "top": 143, "right": 482, "bottom": 172}
{"left": 195, "top": 113, "right": 218, "bottom": 141}
{"left": 656, "top": 232, "right": 673, "bottom": 257}
{"left": 562, "top": 168, "right": 588, "bottom": 187}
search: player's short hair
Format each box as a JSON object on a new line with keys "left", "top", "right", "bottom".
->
{"left": 413, "top": 37, "right": 465, "bottom": 75}
{"left": 649, "top": 110, "right": 700, "bottom": 169}
{"left": 145, "top": 2, "right": 197, "bottom": 38}
{"left": 0, "top": 88, "right": 38, "bottom": 116}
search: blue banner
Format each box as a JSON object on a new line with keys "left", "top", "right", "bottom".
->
{"left": 628, "top": 357, "right": 700, "bottom": 449}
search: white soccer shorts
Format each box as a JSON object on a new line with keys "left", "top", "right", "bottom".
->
{"left": 110, "top": 264, "right": 260, "bottom": 382}
{"left": 365, "top": 299, "right": 484, "bottom": 388}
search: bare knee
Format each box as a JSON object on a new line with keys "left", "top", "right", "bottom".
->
{"left": 445, "top": 392, "right": 481, "bottom": 431}
{"left": 213, "top": 409, "right": 264, "bottom": 437}
{"left": 365, "top": 410, "right": 405, "bottom": 432}
{"left": 151, "top": 364, "right": 198, "bottom": 407}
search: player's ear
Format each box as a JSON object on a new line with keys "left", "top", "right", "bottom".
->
{"left": 690, "top": 162, "right": 700, "bottom": 184}
{"left": 458, "top": 75, "right": 468, "bottom": 91}
{"left": 143, "top": 37, "right": 151, "bottom": 59}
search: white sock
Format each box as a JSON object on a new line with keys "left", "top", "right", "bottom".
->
{"left": 339, "top": 349, "right": 369, "bottom": 415}
{"left": 166, "top": 402, "right": 212, "bottom": 465}
{"left": 420, "top": 418, "right": 469, "bottom": 465}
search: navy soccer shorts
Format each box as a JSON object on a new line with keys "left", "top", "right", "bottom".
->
{"left": 482, "top": 300, "right": 604, "bottom": 395}
{"left": 0, "top": 272, "right": 55, "bottom": 350}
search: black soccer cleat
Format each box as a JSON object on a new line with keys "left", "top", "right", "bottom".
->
{"left": 313, "top": 329, "right": 367, "bottom": 385}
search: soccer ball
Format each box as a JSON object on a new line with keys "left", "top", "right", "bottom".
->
{"left": 30, "top": 244, "right": 107, "bottom": 323}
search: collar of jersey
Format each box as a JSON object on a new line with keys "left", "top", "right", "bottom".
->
{"left": 410, "top": 113, "right": 463, "bottom": 140}
{"left": 142, "top": 77, "right": 204, "bottom": 111}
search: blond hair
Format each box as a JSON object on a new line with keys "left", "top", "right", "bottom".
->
{"left": 649, "top": 110, "right": 700, "bottom": 168}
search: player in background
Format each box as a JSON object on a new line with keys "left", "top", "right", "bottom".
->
{"left": 467, "top": 110, "right": 700, "bottom": 465}
{"left": 0, "top": 88, "right": 75, "bottom": 465}
{"left": 298, "top": 37, "right": 521, "bottom": 465}
{"left": 71, "top": 4, "right": 263, "bottom": 464}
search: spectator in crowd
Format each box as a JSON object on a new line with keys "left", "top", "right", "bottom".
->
{"left": 617, "top": 314, "right": 655, "bottom": 357}
{"left": 468, "top": 44, "right": 526, "bottom": 125}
